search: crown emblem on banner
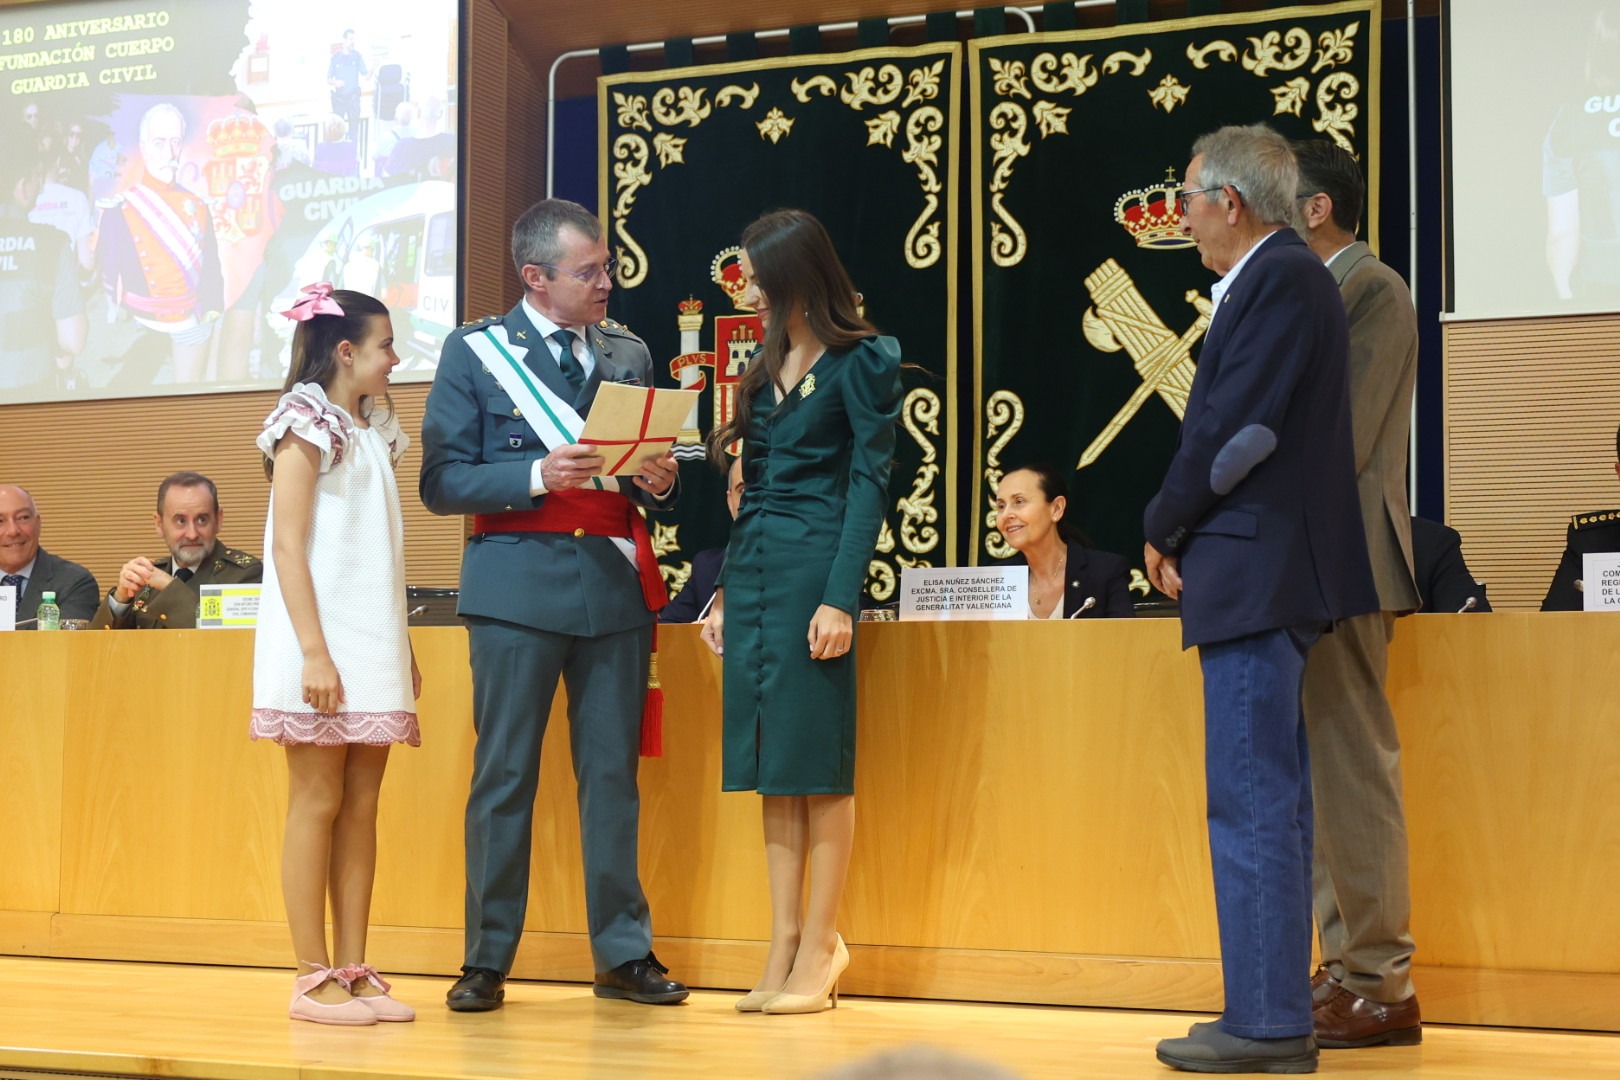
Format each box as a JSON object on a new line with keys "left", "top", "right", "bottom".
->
{"left": 711, "top": 247, "right": 754, "bottom": 311}
{"left": 206, "top": 113, "right": 267, "bottom": 158}
{"left": 677, "top": 297, "right": 704, "bottom": 315}
{"left": 1115, "top": 168, "right": 1195, "bottom": 250}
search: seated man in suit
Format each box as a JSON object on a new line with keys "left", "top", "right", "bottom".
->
{"left": 660, "top": 455, "right": 743, "bottom": 624}
{"left": 1542, "top": 422, "right": 1620, "bottom": 610}
{"left": 1409, "top": 517, "right": 1491, "bottom": 613}
{"left": 0, "top": 483, "right": 99, "bottom": 626}
{"left": 92, "top": 471, "right": 262, "bottom": 629}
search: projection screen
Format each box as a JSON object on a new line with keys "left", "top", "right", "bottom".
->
{"left": 0, "top": 0, "right": 459, "bottom": 403}
{"left": 1448, "top": 0, "right": 1620, "bottom": 320}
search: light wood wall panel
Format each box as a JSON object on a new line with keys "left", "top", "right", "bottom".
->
{"left": 1444, "top": 316, "right": 1620, "bottom": 610}
{"left": 463, "top": 0, "right": 515, "bottom": 320}
{"left": 0, "top": 384, "right": 464, "bottom": 592}
{"left": 0, "top": 635, "right": 66, "bottom": 913}
{"left": 506, "top": 39, "right": 548, "bottom": 241}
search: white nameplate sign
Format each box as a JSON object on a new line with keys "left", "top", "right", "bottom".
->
{"left": 1582, "top": 553, "right": 1620, "bottom": 611}
{"left": 900, "top": 566, "right": 1028, "bottom": 621}
{"left": 198, "top": 584, "right": 262, "bottom": 629}
{"left": 0, "top": 584, "right": 15, "bottom": 631}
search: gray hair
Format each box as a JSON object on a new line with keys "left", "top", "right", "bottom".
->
{"left": 511, "top": 198, "right": 602, "bottom": 280}
{"left": 1191, "top": 123, "right": 1298, "bottom": 228}
{"left": 0, "top": 484, "right": 37, "bottom": 513}
{"left": 139, "top": 102, "right": 184, "bottom": 143}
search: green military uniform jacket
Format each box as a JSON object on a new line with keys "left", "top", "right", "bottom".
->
{"left": 90, "top": 543, "right": 263, "bottom": 629}
{"left": 1541, "top": 509, "right": 1620, "bottom": 611}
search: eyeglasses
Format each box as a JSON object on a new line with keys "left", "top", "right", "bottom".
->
{"left": 1176, "top": 186, "right": 1227, "bottom": 215}
{"left": 536, "top": 258, "right": 619, "bottom": 285}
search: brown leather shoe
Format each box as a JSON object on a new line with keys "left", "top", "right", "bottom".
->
{"left": 1309, "top": 965, "right": 1339, "bottom": 1006}
{"left": 1313, "top": 984, "right": 1422, "bottom": 1049}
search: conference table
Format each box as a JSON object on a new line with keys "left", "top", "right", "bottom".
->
{"left": 2, "top": 615, "right": 1614, "bottom": 1031}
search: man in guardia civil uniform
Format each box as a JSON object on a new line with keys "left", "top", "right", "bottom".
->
{"left": 92, "top": 472, "right": 262, "bottom": 630}
{"left": 420, "top": 198, "right": 686, "bottom": 1012}
{"left": 0, "top": 120, "right": 85, "bottom": 394}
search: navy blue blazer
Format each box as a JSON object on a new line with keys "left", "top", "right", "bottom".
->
{"left": 996, "top": 540, "right": 1136, "bottom": 618}
{"left": 1144, "top": 229, "right": 1377, "bottom": 648}
{"left": 1410, "top": 516, "right": 1491, "bottom": 613}
{"left": 660, "top": 545, "right": 724, "bottom": 623}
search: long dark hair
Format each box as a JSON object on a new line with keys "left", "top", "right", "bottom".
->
{"left": 708, "top": 210, "right": 874, "bottom": 463}
{"left": 1004, "top": 462, "right": 1092, "bottom": 548}
{"left": 263, "top": 288, "right": 392, "bottom": 479}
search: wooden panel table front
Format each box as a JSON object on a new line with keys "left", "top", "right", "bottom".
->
{"left": 2, "top": 615, "right": 1614, "bottom": 1030}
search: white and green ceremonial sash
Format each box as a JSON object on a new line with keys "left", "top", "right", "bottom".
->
{"left": 465, "top": 323, "right": 617, "bottom": 493}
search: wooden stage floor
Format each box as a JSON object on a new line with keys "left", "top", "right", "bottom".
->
{"left": 1, "top": 957, "right": 1616, "bottom": 1080}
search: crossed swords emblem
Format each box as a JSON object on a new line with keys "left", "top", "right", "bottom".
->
{"left": 1077, "top": 258, "right": 1214, "bottom": 469}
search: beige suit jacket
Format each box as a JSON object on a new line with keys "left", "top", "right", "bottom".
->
{"left": 1330, "top": 241, "right": 1420, "bottom": 614}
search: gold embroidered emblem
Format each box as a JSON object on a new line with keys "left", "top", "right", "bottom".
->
{"left": 514, "top": 330, "right": 527, "bottom": 340}
{"left": 800, "top": 373, "right": 816, "bottom": 399}
{"left": 1077, "top": 258, "right": 1212, "bottom": 468}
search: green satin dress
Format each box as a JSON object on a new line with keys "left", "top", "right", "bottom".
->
{"left": 719, "top": 335, "right": 902, "bottom": 795}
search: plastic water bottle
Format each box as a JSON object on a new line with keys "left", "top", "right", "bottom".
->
{"left": 37, "top": 590, "right": 60, "bottom": 631}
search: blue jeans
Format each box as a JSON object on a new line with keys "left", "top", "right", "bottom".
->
{"left": 1198, "top": 625, "right": 1322, "bottom": 1039}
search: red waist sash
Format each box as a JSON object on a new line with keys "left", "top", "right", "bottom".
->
{"left": 472, "top": 488, "right": 668, "bottom": 613}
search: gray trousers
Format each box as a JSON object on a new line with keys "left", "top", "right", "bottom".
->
{"left": 463, "top": 616, "right": 653, "bottom": 974}
{"left": 1301, "top": 610, "right": 1416, "bottom": 1003}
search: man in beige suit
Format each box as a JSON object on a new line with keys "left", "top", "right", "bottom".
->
{"left": 1292, "top": 139, "right": 1423, "bottom": 1050}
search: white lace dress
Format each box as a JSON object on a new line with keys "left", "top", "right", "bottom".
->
{"left": 250, "top": 383, "right": 419, "bottom": 746}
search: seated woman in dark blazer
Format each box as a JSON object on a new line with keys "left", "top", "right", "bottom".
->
{"left": 993, "top": 463, "right": 1135, "bottom": 619}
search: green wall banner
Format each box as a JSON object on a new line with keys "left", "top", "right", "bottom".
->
{"left": 599, "top": 43, "right": 962, "bottom": 604}
{"left": 970, "top": 1, "right": 1378, "bottom": 584}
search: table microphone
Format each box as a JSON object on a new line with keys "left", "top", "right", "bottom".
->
{"left": 1457, "top": 596, "right": 1477, "bottom": 613}
{"left": 1067, "top": 596, "right": 1097, "bottom": 619}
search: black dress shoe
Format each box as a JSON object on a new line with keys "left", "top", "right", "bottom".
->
{"left": 593, "top": 952, "right": 689, "bottom": 1004}
{"left": 447, "top": 966, "right": 506, "bottom": 1012}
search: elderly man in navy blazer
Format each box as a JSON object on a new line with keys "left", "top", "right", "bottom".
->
{"left": 1145, "top": 125, "right": 1378, "bottom": 1075}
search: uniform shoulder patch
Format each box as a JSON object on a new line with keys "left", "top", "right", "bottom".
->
{"left": 1572, "top": 509, "right": 1620, "bottom": 530}
{"left": 598, "top": 317, "right": 631, "bottom": 333}
{"left": 224, "top": 548, "right": 261, "bottom": 567}
{"left": 460, "top": 313, "right": 501, "bottom": 329}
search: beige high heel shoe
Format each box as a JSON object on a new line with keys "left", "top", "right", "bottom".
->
{"left": 762, "top": 934, "right": 849, "bottom": 1014}
{"left": 734, "top": 986, "right": 781, "bottom": 1012}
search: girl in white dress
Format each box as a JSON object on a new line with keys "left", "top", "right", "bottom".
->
{"left": 252, "top": 284, "right": 420, "bottom": 1026}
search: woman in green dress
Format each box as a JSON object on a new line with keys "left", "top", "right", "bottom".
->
{"left": 699, "top": 209, "right": 902, "bottom": 1015}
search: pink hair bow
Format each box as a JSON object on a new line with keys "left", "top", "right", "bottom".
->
{"left": 281, "top": 282, "right": 344, "bottom": 322}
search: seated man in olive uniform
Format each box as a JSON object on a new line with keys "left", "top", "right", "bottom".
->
{"left": 1541, "top": 422, "right": 1620, "bottom": 611}
{"left": 92, "top": 471, "right": 262, "bottom": 629}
